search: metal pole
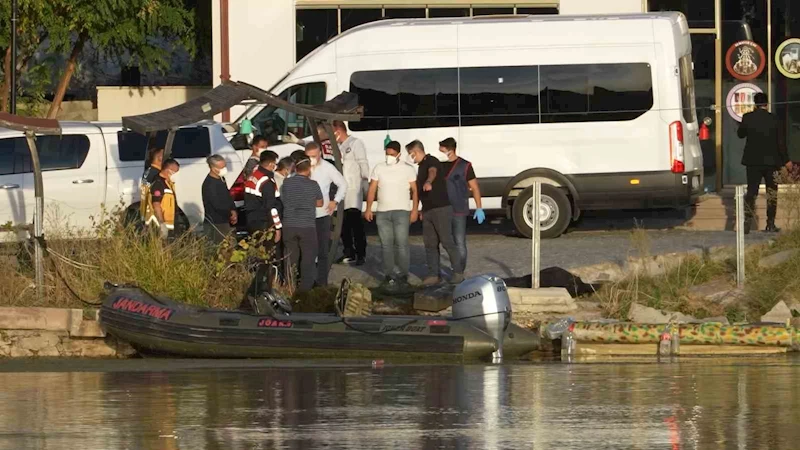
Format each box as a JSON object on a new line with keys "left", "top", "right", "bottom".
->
{"left": 767, "top": 0, "right": 773, "bottom": 112}
{"left": 10, "top": 0, "right": 18, "bottom": 114}
{"left": 531, "top": 182, "right": 541, "bottom": 289}
{"left": 25, "top": 132, "right": 44, "bottom": 300}
{"left": 735, "top": 185, "right": 746, "bottom": 288}
{"left": 714, "top": 0, "right": 723, "bottom": 191}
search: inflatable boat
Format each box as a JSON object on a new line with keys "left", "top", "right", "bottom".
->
{"left": 99, "top": 275, "right": 539, "bottom": 361}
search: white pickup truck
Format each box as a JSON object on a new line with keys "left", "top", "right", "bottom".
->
{"left": 0, "top": 121, "right": 246, "bottom": 234}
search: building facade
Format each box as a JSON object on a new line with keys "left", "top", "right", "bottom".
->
{"left": 213, "top": 0, "right": 799, "bottom": 190}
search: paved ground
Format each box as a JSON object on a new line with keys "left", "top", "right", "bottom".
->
{"left": 330, "top": 216, "right": 772, "bottom": 286}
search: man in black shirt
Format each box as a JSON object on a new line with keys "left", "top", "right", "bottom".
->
{"left": 738, "top": 92, "right": 792, "bottom": 233}
{"left": 202, "top": 155, "right": 237, "bottom": 244}
{"left": 406, "top": 140, "right": 464, "bottom": 286}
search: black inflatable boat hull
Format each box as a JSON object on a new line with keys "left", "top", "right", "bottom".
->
{"left": 99, "top": 287, "right": 539, "bottom": 361}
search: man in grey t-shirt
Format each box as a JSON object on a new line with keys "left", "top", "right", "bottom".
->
{"left": 280, "top": 157, "right": 324, "bottom": 292}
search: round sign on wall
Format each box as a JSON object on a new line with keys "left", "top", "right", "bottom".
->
{"left": 726, "top": 83, "right": 763, "bottom": 122}
{"left": 776, "top": 38, "right": 800, "bottom": 79}
{"left": 726, "top": 40, "right": 766, "bottom": 81}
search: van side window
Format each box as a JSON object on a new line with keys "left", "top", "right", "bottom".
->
{"left": 118, "top": 127, "right": 212, "bottom": 161}
{"left": 460, "top": 66, "right": 540, "bottom": 127}
{"left": 251, "top": 82, "right": 326, "bottom": 145}
{"left": 0, "top": 135, "right": 90, "bottom": 174}
{"left": 350, "top": 69, "right": 458, "bottom": 131}
{"left": 540, "top": 63, "right": 653, "bottom": 123}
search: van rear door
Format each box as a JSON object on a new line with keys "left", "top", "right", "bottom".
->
{"left": 678, "top": 53, "right": 703, "bottom": 190}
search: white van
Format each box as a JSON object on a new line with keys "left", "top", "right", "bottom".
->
{"left": 0, "top": 121, "right": 244, "bottom": 235}
{"left": 236, "top": 12, "right": 703, "bottom": 238}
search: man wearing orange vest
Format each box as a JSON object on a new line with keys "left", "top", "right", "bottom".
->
{"left": 144, "top": 159, "right": 180, "bottom": 239}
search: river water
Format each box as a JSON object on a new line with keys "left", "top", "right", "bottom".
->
{"left": 1, "top": 357, "right": 799, "bottom": 449}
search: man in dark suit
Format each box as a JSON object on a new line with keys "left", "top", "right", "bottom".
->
{"left": 738, "top": 92, "right": 792, "bottom": 234}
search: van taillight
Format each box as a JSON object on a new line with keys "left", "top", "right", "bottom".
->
{"left": 669, "top": 121, "right": 685, "bottom": 174}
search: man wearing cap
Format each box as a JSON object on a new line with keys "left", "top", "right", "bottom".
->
{"left": 365, "top": 141, "right": 419, "bottom": 289}
{"left": 437, "top": 137, "right": 484, "bottom": 267}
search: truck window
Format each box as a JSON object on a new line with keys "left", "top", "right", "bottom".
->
{"left": 0, "top": 135, "right": 90, "bottom": 173}
{"left": 678, "top": 55, "right": 697, "bottom": 124}
{"left": 460, "top": 66, "right": 539, "bottom": 127}
{"left": 251, "top": 82, "right": 326, "bottom": 145}
{"left": 118, "top": 127, "right": 212, "bottom": 161}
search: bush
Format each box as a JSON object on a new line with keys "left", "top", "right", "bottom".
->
{"left": 0, "top": 205, "right": 272, "bottom": 309}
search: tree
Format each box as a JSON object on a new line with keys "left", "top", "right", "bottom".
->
{"left": 0, "top": 0, "right": 56, "bottom": 113}
{"left": 46, "top": 0, "right": 196, "bottom": 119}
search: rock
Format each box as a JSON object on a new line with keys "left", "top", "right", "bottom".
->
{"left": 761, "top": 301, "right": 793, "bottom": 324}
{"left": 758, "top": 249, "right": 800, "bottom": 269}
{"left": 688, "top": 280, "right": 744, "bottom": 307}
{"left": 508, "top": 288, "right": 577, "bottom": 314}
{"left": 627, "top": 303, "right": 697, "bottom": 324}
{"left": 17, "top": 332, "right": 61, "bottom": 354}
{"left": 570, "top": 262, "right": 625, "bottom": 284}
{"left": 413, "top": 284, "right": 454, "bottom": 312}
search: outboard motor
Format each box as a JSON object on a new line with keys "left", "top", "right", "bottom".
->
{"left": 452, "top": 275, "right": 512, "bottom": 363}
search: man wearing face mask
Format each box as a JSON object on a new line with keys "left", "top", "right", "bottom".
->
{"left": 145, "top": 159, "right": 180, "bottom": 239}
{"left": 244, "top": 151, "right": 283, "bottom": 241}
{"left": 243, "top": 135, "right": 269, "bottom": 178}
{"left": 306, "top": 141, "right": 347, "bottom": 287}
{"left": 332, "top": 120, "right": 369, "bottom": 266}
{"left": 364, "top": 141, "right": 418, "bottom": 289}
{"left": 274, "top": 157, "right": 294, "bottom": 190}
{"left": 438, "top": 137, "right": 484, "bottom": 267}
{"left": 406, "top": 140, "right": 464, "bottom": 286}
{"left": 202, "top": 155, "right": 237, "bottom": 244}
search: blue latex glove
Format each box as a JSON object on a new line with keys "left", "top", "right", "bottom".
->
{"left": 473, "top": 208, "right": 486, "bottom": 225}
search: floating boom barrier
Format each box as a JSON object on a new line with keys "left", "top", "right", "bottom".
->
{"left": 539, "top": 322, "right": 800, "bottom": 349}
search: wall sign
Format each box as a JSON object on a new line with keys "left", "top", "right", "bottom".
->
{"left": 726, "top": 83, "right": 763, "bottom": 122}
{"left": 776, "top": 38, "right": 800, "bottom": 79}
{"left": 726, "top": 40, "right": 766, "bottom": 81}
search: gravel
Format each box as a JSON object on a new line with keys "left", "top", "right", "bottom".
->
{"left": 330, "top": 220, "right": 772, "bottom": 286}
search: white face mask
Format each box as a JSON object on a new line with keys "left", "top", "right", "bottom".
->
{"left": 256, "top": 147, "right": 267, "bottom": 155}
{"left": 310, "top": 156, "right": 319, "bottom": 167}
{"left": 436, "top": 151, "right": 451, "bottom": 163}
{"left": 218, "top": 167, "right": 228, "bottom": 178}
{"left": 169, "top": 171, "right": 179, "bottom": 183}
{"left": 386, "top": 155, "right": 399, "bottom": 166}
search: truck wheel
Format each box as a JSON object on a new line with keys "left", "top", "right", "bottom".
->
{"left": 512, "top": 184, "right": 572, "bottom": 239}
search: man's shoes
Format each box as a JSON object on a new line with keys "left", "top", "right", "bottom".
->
{"left": 355, "top": 256, "right": 366, "bottom": 266}
{"left": 449, "top": 273, "right": 465, "bottom": 285}
{"left": 335, "top": 255, "right": 356, "bottom": 265}
{"left": 765, "top": 223, "right": 781, "bottom": 233}
{"left": 422, "top": 276, "right": 440, "bottom": 287}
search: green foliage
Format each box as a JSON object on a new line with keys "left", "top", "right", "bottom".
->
{"left": 48, "top": 0, "right": 196, "bottom": 72}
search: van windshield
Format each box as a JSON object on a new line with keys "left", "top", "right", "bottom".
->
{"left": 679, "top": 55, "right": 697, "bottom": 124}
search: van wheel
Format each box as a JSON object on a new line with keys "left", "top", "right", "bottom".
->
{"left": 512, "top": 184, "right": 572, "bottom": 239}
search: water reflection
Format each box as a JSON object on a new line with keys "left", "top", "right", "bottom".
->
{"left": 1, "top": 359, "right": 800, "bottom": 449}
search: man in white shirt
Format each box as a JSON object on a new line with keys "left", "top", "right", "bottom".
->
{"left": 306, "top": 141, "right": 348, "bottom": 287}
{"left": 333, "top": 120, "right": 370, "bottom": 266}
{"left": 365, "top": 141, "right": 419, "bottom": 288}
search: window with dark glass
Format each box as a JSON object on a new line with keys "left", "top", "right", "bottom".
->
{"left": 459, "top": 66, "right": 540, "bottom": 126}
{"left": 118, "top": 127, "right": 212, "bottom": 161}
{"left": 679, "top": 55, "right": 697, "bottom": 123}
{"left": 384, "top": 8, "right": 425, "bottom": 19}
{"left": 472, "top": 8, "right": 514, "bottom": 16}
{"left": 350, "top": 69, "right": 458, "bottom": 131}
{"left": 249, "top": 82, "right": 327, "bottom": 145}
{"left": 428, "top": 8, "right": 469, "bottom": 18}
{"left": 540, "top": 63, "right": 653, "bottom": 123}
{"left": 0, "top": 135, "right": 90, "bottom": 173}
{"left": 296, "top": 9, "right": 337, "bottom": 61}
{"left": 341, "top": 8, "right": 382, "bottom": 31}
{"left": 516, "top": 7, "right": 559, "bottom": 15}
